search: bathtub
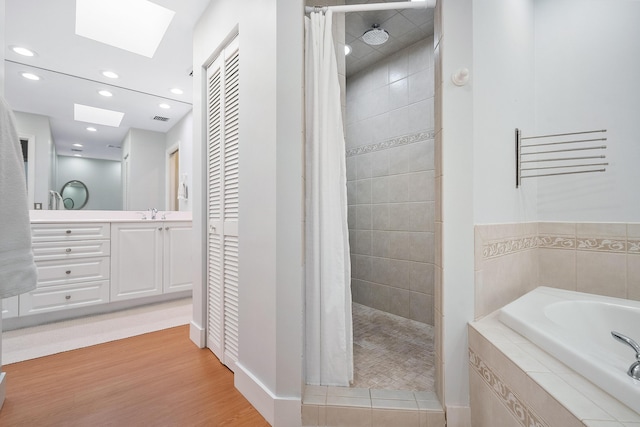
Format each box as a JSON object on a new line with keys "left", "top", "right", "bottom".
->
{"left": 499, "top": 287, "right": 640, "bottom": 414}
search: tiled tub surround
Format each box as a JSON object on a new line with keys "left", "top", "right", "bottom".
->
{"left": 346, "top": 36, "right": 435, "bottom": 325}
{"left": 469, "top": 314, "right": 640, "bottom": 427}
{"left": 475, "top": 222, "right": 640, "bottom": 319}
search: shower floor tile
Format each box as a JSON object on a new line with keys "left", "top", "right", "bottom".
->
{"left": 352, "top": 303, "right": 435, "bottom": 391}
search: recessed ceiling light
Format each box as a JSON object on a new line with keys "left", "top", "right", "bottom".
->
{"left": 98, "top": 90, "right": 113, "bottom": 97}
{"left": 74, "top": 154, "right": 83, "bottom": 157}
{"left": 76, "top": 0, "right": 175, "bottom": 58}
{"left": 170, "top": 88, "right": 184, "bottom": 95}
{"left": 21, "top": 72, "right": 40, "bottom": 81}
{"left": 102, "top": 71, "right": 119, "bottom": 79}
{"left": 159, "top": 103, "right": 171, "bottom": 109}
{"left": 345, "top": 44, "right": 352, "bottom": 56}
{"left": 12, "top": 46, "right": 36, "bottom": 57}
{"left": 86, "top": 127, "right": 97, "bottom": 132}
{"left": 73, "top": 143, "right": 84, "bottom": 147}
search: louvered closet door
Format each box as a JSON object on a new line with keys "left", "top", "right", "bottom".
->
{"left": 206, "top": 37, "right": 240, "bottom": 371}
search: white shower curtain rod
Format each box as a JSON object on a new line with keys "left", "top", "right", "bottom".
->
{"left": 304, "top": 0, "right": 435, "bottom": 15}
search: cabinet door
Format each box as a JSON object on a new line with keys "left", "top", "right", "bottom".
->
{"left": 110, "top": 223, "right": 163, "bottom": 302}
{"left": 163, "top": 222, "right": 193, "bottom": 293}
{"left": 2, "top": 296, "right": 19, "bottom": 319}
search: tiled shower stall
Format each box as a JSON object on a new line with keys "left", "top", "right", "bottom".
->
{"left": 346, "top": 37, "right": 435, "bottom": 325}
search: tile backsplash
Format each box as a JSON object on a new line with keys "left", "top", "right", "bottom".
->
{"left": 475, "top": 222, "right": 640, "bottom": 319}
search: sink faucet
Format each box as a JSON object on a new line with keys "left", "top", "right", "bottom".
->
{"left": 611, "top": 331, "right": 640, "bottom": 380}
{"left": 150, "top": 208, "right": 158, "bottom": 220}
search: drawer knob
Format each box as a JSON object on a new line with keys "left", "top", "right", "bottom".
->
{"left": 65, "top": 295, "right": 71, "bottom": 300}
{"left": 158, "top": 227, "right": 163, "bottom": 231}
{"left": 65, "top": 248, "right": 72, "bottom": 253}
{"left": 65, "top": 270, "right": 71, "bottom": 275}
{"left": 66, "top": 230, "right": 72, "bottom": 234}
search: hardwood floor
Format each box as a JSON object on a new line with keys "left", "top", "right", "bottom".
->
{"left": 0, "top": 325, "right": 270, "bottom": 426}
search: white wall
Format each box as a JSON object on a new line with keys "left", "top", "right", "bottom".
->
{"left": 535, "top": 0, "right": 640, "bottom": 222}
{"left": 13, "top": 111, "right": 55, "bottom": 208}
{"left": 473, "top": 0, "right": 537, "bottom": 224}
{"left": 56, "top": 156, "right": 122, "bottom": 210}
{"left": 0, "top": 0, "right": 4, "bottom": 96}
{"left": 193, "top": 0, "right": 303, "bottom": 425}
{"left": 122, "top": 128, "right": 165, "bottom": 211}
{"left": 437, "top": 0, "right": 537, "bottom": 416}
{"left": 438, "top": 0, "right": 475, "bottom": 416}
{"left": 165, "top": 110, "right": 193, "bottom": 212}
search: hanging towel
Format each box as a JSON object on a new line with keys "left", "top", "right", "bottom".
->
{"left": 177, "top": 174, "right": 188, "bottom": 201}
{"left": 0, "top": 96, "right": 37, "bottom": 298}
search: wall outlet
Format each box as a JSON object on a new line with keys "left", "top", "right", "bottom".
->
{"left": 34, "top": 203, "right": 42, "bottom": 210}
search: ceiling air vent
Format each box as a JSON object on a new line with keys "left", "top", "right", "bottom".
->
{"left": 106, "top": 144, "right": 121, "bottom": 149}
{"left": 71, "top": 148, "right": 83, "bottom": 152}
{"left": 153, "top": 115, "right": 170, "bottom": 122}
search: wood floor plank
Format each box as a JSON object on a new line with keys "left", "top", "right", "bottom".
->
{"left": 0, "top": 325, "right": 270, "bottom": 426}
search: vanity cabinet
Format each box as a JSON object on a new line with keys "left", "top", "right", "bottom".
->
{"left": 110, "top": 221, "right": 192, "bottom": 302}
{"left": 2, "top": 218, "right": 192, "bottom": 324}
{"left": 20, "top": 222, "right": 111, "bottom": 316}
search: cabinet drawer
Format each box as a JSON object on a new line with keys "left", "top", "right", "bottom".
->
{"left": 19, "top": 280, "right": 109, "bottom": 316}
{"left": 33, "top": 240, "right": 110, "bottom": 261}
{"left": 31, "top": 223, "right": 110, "bottom": 242}
{"left": 36, "top": 257, "right": 110, "bottom": 286}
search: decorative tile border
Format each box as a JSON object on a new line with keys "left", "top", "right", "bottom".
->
{"left": 483, "top": 233, "right": 640, "bottom": 259}
{"left": 346, "top": 130, "right": 435, "bottom": 157}
{"left": 469, "top": 348, "right": 549, "bottom": 427}
{"left": 537, "top": 236, "right": 575, "bottom": 250}
{"left": 576, "top": 238, "right": 626, "bottom": 253}
{"left": 482, "top": 236, "right": 537, "bottom": 259}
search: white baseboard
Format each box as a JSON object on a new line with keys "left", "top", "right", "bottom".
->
{"left": 235, "top": 362, "right": 301, "bottom": 426}
{"left": 189, "top": 321, "right": 205, "bottom": 348}
{"left": 0, "top": 372, "right": 6, "bottom": 410}
{"left": 446, "top": 405, "right": 471, "bottom": 427}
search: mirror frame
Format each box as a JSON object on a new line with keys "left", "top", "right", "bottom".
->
{"left": 60, "top": 180, "right": 89, "bottom": 210}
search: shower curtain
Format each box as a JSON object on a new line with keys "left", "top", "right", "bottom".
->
{"left": 304, "top": 10, "right": 353, "bottom": 386}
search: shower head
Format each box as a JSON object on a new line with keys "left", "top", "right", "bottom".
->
{"left": 361, "top": 24, "right": 389, "bottom": 46}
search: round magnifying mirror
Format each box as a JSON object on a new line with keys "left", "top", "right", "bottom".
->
{"left": 60, "top": 180, "right": 89, "bottom": 210}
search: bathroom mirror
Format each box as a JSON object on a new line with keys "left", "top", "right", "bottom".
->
{"left": 3, "top": 0, "right": 207, "bottom": 212}
{"left": 61, "top": 180, "right": 89, "bottom": 210}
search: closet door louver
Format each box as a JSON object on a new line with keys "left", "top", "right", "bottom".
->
{"left": 206, "top": 37, "right": 240, "bottom": 371}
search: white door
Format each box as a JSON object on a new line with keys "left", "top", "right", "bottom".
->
{"left": 206, "top": 37, "right": 240, "bottom": 371}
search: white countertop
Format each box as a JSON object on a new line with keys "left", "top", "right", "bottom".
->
{"left": 29, "top": 210, "right": 192, "bottom": 223}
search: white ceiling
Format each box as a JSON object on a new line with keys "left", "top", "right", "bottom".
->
{"left": 3, "top": 0, "right": 433, "bottom": 161}
{"left": 4, "top": 0, "right": 211, "bottom": 161}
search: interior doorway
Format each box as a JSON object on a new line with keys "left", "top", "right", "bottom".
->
{"left": 169, "top": 148, "right": 180, "bottom": 211}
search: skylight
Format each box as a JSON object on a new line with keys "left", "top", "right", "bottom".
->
{"left": 75, "top": 0, "right": 175, "bottom": 58}
{"left": 74, "top": 104, "right": 124, "bottom": 127}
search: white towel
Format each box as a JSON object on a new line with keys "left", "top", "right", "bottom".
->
{"left": 177, "top": 174, "right": 188, "bottom": 201}
{"left": 0, "top": 96, "right": 37, "bottom": 298}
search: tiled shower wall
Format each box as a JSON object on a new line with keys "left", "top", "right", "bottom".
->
{"left": 346, "top": 37, "right": 435, "bottom": 325}
{"left": 475, "top": 222, "right": 640, "bottom": 319}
